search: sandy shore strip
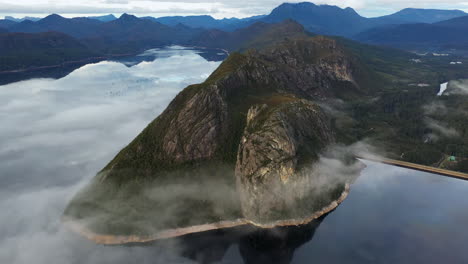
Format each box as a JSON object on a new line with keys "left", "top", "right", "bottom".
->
{"left": 63, "top": 184, "right": 350, "bottom": 245}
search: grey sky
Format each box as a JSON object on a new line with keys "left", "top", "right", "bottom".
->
{"left": 1, "top": 0, "right": 468, "bottom": 19}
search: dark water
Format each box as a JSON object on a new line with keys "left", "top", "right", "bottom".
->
{"left": 0, "top": 46, "right": 226, "bottom": 85}
{"left": 159, "top": 161, "right": 468, "bottom": 264}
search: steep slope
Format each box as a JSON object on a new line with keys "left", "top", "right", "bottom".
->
{"left": 372, "top": 8, "right": 467, "bottom": 24}
{"left": 236, "top": 101, "right": 337, "bottom": 223}
{"left": 0, "top": 32, "right": 97, "bottom": 71}
{"left": 64, "top": 31, "right": 368, "bottom": 236}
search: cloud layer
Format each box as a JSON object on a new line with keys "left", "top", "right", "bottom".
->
{"left": 0, "top": 46, "right": 220, "bottom": 264}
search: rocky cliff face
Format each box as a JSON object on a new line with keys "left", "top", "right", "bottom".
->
{"left": 162, "top": 84, "right": 228, "bottom": 163}
{"left": 236, "top": 100, "right": 335, "bottom": 223}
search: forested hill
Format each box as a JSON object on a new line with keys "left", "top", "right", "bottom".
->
{"left": 0, "top": 32, "right": 97, "bottom": 71}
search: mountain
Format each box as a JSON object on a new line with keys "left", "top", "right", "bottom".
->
{"left": 3, "top": 13, "right": 202, "bottom": 54}
{"left": 259, "top": 2, "right": 372, "bottom": 37}
{"left": 372, "top": 8, "right": 467, "bottom": 24}
{"left": 0, "top": 32, "right": 96, "bottom": 71}
{"left": 8, "top": 14, "right": 103, "bottom": 38}
{"left": 4, "top": 16, "right": 41, "bottom": 22}
{"left": 355, "top": 15, "right": 468, "bottom": 51}
{"left": 435, "top": 15, "right": 468, "bottom": 28}
{"left": 246, "top": 3, "right": 468, "bottom": 37}
{"left": 0, "top": 19, "right": 17, "bottom": 29}
{"left": 88, "top": 14, "right": 117, "bottom": 22}
{"left": 3, "top": 4, "right": 467, "bottom": 40}
{"left": 189, "top": 20, "right": 307, "bottom": 51}
{"left": 149, "top": 15, "right": 218, "bottom": 28}
{"left": 64, "top": 21, "right": 371, "bottom": 237}
{"left": 146, "top": 14, "right": 263, "bottom": 31}
{"left": 82, "top": 14, "right": 202, "bottom": 53}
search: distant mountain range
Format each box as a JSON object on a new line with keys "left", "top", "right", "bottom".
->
{"left": 6, "top": 14, "right": 103, "bottom": 38}
{"left": 1, "top": 2, "right": 468, "bottom": 58}
{"left": 149, "top": 3, "right": 468, "bottom": 36}
{"left": 355, "top": 15, "right": 468, "bottom": 51}
{"left": 88, "top": 14, "right": 117, "bottom": 22}
{"left": 4, "top": 15, "right": 114, "bottom": 23}
{"left": 370, "top": 8, "right": 467, "bottom": 24}
{"left": 0, "top": 19, "right": 17, "bottom": 28}
{"left": 1, "top": 2, "right": 466, "bottom": 37}
{"left": 146, "top": 15, "right": 265, "bottom": 31}
{"left": 4, "top": 16, "right": 41, "bottom": 22}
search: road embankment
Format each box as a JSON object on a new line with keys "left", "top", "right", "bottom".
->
{"left": 359, "top": 156, "right": 468, "bottom": 181}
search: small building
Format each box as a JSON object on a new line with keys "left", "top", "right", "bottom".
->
{"left": 449, "top": 156, "right": 456, "bottom": 162}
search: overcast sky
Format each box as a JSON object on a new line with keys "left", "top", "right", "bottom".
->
{"left": 1, "top": 0, "right": 468, "bottom": 19}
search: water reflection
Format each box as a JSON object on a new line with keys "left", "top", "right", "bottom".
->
{"left": 0, "top": 46, "right": 227, "bottom": 85}
{"left": 168, "top": 217, "right": 325, "bottom": 264}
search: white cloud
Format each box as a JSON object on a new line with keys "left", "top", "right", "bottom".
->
{"left": 424, "top": 117, "right": 460, "bottom": 138}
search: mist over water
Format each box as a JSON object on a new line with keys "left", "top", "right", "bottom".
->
{"left": 0, "top": 46, "right": 221, "bottom": 264}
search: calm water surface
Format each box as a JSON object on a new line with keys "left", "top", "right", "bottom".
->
{"left": 166, "top": 162, "right": 468, "bottom": 264}
{"left": 1, "top": 46, "right": 467, "bottom": 264}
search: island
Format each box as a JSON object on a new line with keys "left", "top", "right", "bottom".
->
{"left": 63, "top": 20, "right": 468, "bottom": 244}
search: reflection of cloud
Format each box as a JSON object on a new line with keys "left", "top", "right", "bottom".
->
{"left": 0, "top": 46, "right": 220, "bottom": 263}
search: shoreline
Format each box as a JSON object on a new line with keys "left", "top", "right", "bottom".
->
{"left": 0, "top": 46, "right": 229, "bottom": 75}
{"left": 63, "top": 184, "right": 350, "bottom": 245}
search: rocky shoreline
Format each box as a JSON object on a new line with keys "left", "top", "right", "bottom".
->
{"left": 63, "top": 184, "right": 350, "bottom": 245}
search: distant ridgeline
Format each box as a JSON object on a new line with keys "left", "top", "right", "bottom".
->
{"left": 64, "top": 20, "right": 468, "bottom": 239}
{"left": 2, "top": 3, "right": 468, "bottom": 72}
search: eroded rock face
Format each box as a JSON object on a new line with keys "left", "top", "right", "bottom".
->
{"left": 162, "top": 84, "right": 228, "bottom": 163}
{"left": 235, "top": 100, "right": 335, "bottom": 223}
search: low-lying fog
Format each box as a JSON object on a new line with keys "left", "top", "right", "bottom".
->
{"left": 0, "top": 46, "right": 221, "bottom": 264}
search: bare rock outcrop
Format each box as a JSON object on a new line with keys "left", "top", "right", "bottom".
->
{"left": 236, "top": 100, "right": 335, "bottom": 223}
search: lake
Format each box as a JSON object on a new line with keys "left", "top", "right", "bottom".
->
{"left": 1, "top": 46, "right": 467, "bottom": 264}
